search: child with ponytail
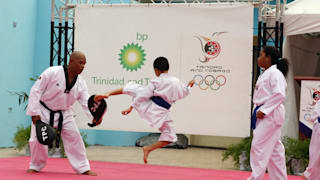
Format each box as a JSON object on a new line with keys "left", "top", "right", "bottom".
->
{"left": 248, "top": 46, "right": 289, "bottom": 180}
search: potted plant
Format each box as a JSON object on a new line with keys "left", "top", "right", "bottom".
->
{"left": 13, "top": 125, "right": 32, "bottom": 155}
{"left": 222, "top": 136, "right": 253, "bottom": 171}
{"left": 282, "top": 136, "right": 310, "bottom": 175}
{"left": 222, "top": 135, "right": 311, "bottom": 175}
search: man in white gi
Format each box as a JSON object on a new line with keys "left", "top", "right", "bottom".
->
{"left": 303, "top": 101, "right": 320, "bottom": 180}
{"left": 95, "top": 56, "right": 194, "bottom": 164}
{"left": 248, "top": 46, "right": 289, "bottom": 180}
{"left": 26, "top": 51, "right": 97, "bottom": 176}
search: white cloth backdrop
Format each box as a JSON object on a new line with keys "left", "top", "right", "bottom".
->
{"left": 73, "top": 4, "right": 253, "bottom": 137}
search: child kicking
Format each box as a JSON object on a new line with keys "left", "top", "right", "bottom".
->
{"left": 95, "top": 56, "right": 194, "bottom": 164}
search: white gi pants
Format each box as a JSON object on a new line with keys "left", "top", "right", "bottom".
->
{"left": 28, "top": 107, "right": 90, "bottom": 174}
{"left": 303, "top": 122, "right": 320, "bottom": 180}
{"left": 158, "top": 120, "right": 177, "bottom": 142}
{"left": 248, "top": 107, "right": 287, "bottom": 180}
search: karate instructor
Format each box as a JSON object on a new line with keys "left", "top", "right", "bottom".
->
{"left": 26, "top": 51, "right": 97, "bottom": 176}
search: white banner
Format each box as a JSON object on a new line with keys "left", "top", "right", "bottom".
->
{"left": 299, "top": 80, "right": 320, "bottom": 129}
{"left": 74, "top": 4, "right": 253, "bottom": 137}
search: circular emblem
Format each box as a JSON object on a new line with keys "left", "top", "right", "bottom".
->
{"left": 313, "top": 91, "right": 320, "bottom": 101}
{"left": 204, "top": 41, "right": 220, "bottom": 57}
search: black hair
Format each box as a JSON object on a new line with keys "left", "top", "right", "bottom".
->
{"left": 262, "top": 46, "right": 289, "bottom": 77}
{"left": 153, "top": 56, "right": 169, "bottom": 71}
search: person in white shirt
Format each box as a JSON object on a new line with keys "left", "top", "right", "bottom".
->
{"left": 303, "top": 101, "right": 320, "bottom": 180}
{"left": 95, "top": 56, "right": 194, "bottom": 164}
{"left": 248, "top": 46, "right": 289, "bottom": 180}
{"left": 26, "top": 51, "right": 98, "bottom": 176}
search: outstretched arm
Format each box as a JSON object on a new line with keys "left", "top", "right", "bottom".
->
{"left": 94, "top": 88, "right": 124, "bottom": 102}
{"left": 175, "top": 79, "right": 194, "bottom": 100}
{"left": 121, "top": 106, "right": 133, "bottom": 115}
{"left": 77, "top": 80, "right": 95, "bottom": 121}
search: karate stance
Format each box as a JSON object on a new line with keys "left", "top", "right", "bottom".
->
{"left": 95, "top": 56, "right": 194, "bottom": 164}
{"left": 26, "top": 51, "right": 97, "bottom": 176}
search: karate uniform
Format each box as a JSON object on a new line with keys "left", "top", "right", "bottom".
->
{"left": 303, "top": 101, "right": 320, "bottom": 180}
{"left": 26, "top": 66, "right": 92, "bottom": 173}
{"left": 123, "top": 73, "right": 191, "bottom": 142}
{"left": 248, "top": 65, "right": 287, "bottom": 180}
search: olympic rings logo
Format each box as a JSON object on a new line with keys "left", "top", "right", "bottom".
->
{"left": 193, "top": 74, "right": 226, "bottom": 91}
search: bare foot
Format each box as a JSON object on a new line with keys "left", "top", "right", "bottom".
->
{"left": 27, "top": 169, "right": 38, "bottom": 173}
{"left": 143, "top": 146, "right": 150, "bottom": 164}
{"left": 82, "top": 170, "right": 97, "bottom": 176}
{"left": 302, "top": 175, "right": 307, "bottom": 180}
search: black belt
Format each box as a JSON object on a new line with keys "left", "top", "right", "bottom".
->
{"left": 40, "top": 101, "right": 63, "bottom": 148}
{"left": 150, "top": 96, "right": 171, "bottom": 109}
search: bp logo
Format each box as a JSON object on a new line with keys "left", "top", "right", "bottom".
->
{"left": 195, "top": 32, "right": 227, "bottom": 63}
{"left": 118, "top": 43, "right": 146, "bottom": 71}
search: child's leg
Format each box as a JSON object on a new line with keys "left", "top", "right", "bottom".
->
{"left": 266, "top": 139, "right": 287, "bottom": 180}
{"left": 248, "top": 118, "right": 283, "bottom": 180}
{"left": 143, "top": 141, "right": 170, "bottom": 164}
{"left": 143, "top": 121, "right": 177, "bottom": 164}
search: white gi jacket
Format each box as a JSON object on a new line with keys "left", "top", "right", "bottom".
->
{"left": 248, "top": 65, "right": 288, "bottom": 180}
{"left": 123, "top": 73, "right": 191, "bottom": 128}
{"left": 253, "top": 65, "right": 287, "bottom": 126}
{"left": 27, "top": 66, "right": 92, "bottom": 124}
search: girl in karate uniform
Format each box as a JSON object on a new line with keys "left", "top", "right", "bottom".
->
{"left": 248, "top": 46, "right": 289, "bottom": 180}
{"left": 95, "top": 57, "right": 194, "bottom": 164}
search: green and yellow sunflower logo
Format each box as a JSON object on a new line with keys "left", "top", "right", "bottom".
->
{"left": 118, "top": 43, "right": 146, "bottom": 71}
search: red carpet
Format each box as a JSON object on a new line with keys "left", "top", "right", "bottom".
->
{"left": 0, "top": 156, "right": 302, "bottom": 180}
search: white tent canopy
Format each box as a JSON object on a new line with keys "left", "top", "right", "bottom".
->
{"left": 282, "top": 0, "right": 320, "bottom": 138}
{"left": 283, "top": 0, "right": 320, "bottom": 36}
